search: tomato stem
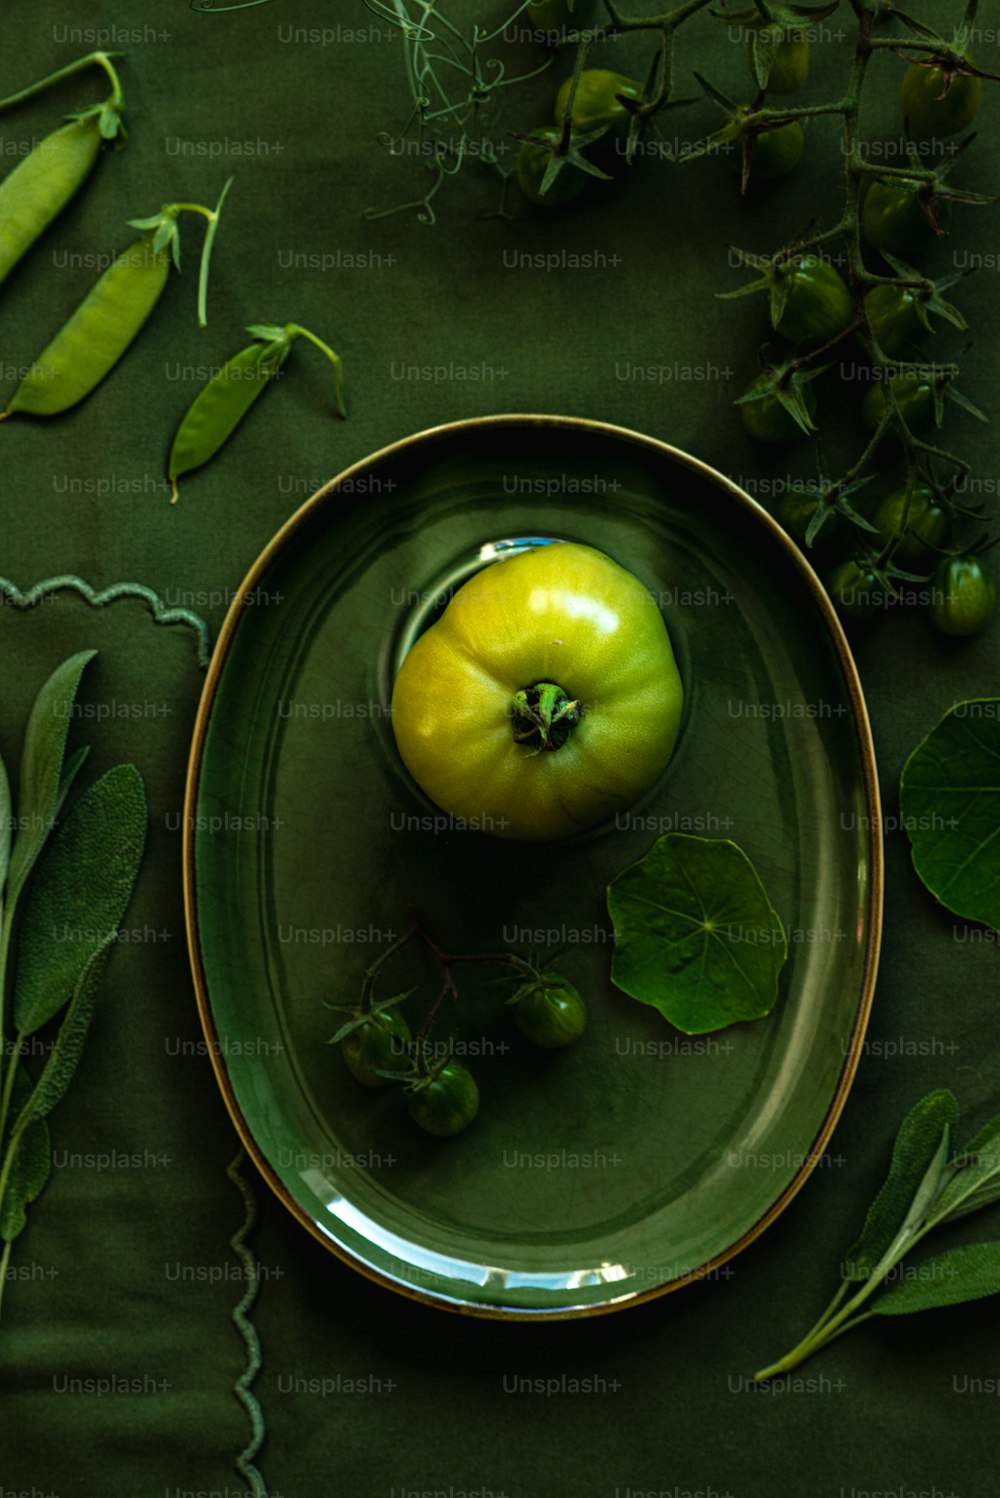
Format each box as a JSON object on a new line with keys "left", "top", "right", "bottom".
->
{"left": 510, "top": 682, "right": 583, "bottom": 753}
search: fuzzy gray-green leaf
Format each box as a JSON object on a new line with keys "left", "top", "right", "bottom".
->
{"left": 12, "top": 938, "right": 115, "bottom": 1130}
{"left": 13, "top": 764, "right": 146, "bottom": 1037}
{"left": 872, "top": 1242, "right": 1000, "bottom": 1316}
{"left": 0, "top": 1065, "right": 52, "bottom": 1242}
{"left": 932, "top": 1112, "right": 1000, "bottom": 1225}
{"left": 842, "top": 1089, "right": 957, "bottom": 1281}
{"left": 5, "top": 651, "right": 96, "bottom": 905}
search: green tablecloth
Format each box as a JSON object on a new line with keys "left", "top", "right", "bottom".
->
{"left": 2, "top": 2, "right": 998, "bottom": 1493}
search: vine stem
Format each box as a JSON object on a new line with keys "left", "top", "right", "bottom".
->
{"left": 0, "top": 51, "right": 125, "bottom": 113}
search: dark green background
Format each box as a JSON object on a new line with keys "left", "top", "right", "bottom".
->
{"left": 1, "top": 1, "right": 998, "bottom": 1494}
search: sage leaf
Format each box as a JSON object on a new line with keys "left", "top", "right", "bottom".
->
{"left": 0, "top": 1065, "right": 51, "bottom": 1243}
{"left": 607, "top": 834, "right": 787, "bottom": 1035}
{"left": 872, "top": 1243, "right": 1000, "bottom": 1316}
{"left": 900, "top": 701, "right": 1000, "bottom": 933}
{"left": 5, "top": 651, "right": 96, "bottom": 906}
{"left": 13, "top": 764, "right": 147, "bottom": 1037}
{"left": 0, "top": 749, "right": 11, "bottom": 899}
{"left": 932, "top": 1113, "right": 1000, "bottom": 1225}
{"left": 12, "top": 938, "right": 115, "bottom": 1132}
{"left": 842, "top": 1089, "right": 957, "bottom": 1281}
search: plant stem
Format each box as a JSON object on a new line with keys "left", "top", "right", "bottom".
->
{"left": 0, "top": 1237, "right": 11, "bottom": 1320}
{"left": 0, "top": 51, "right": 125, "bottom": 113}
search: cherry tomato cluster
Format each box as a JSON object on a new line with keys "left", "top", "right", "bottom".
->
{"left": 725, "top": 7, "right": 996, "bottom": 639}
{"left": 328, "top": 957, "right": 587, "bottom": 1139}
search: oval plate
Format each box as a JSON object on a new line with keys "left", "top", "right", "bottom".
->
{"left": 183, "top": 415, "right": 882, "bottom": 1319}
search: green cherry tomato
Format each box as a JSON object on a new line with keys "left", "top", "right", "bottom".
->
{"left": 928, "top": 555, "right": 996, "bottom": 636}
{"left": 900, "top": 57, "right": 982, "bottom": 139}
{"left": 391, "top": 542, "right": 684, "bottom": 842}
{"left": 873, "top": 484, "right": 950, "bottom": 566}
{"left": 774, "top": 256, "right": 853, "bottom": 343}
{"left": 406, "top": 1062, "right": 480, "bottom": 1137}
{"left": 516, "top": 128, "right": 585, "bottom": 206}
{"left": 514, "top": 976, "right": 586, "bottom": 1049}
{"left": 342, "top": 1008, "right": 412, "bottom": 1088}
{"left": 864, "top": 284, "right": 925, "bottom": 357}
{"left": 554, "top": 70, "right": 642, "bottom": 132}
{"left": 863, "top": 377, "right": 936, "bottom": 434}
{"left": 862, "top": 180, "right": 952, "bottom": 259}
{"left": 747, "top": 120, "right": 805, "bottom": 178}
{"left": 740, "top": 374, "right": 817, "bottom": 442}
{"left": 775, "top": 491, "right": 849, "bottom": 553}
{"left": 760, "top": 29, "right": 810, "bottom": 94}
{"left": 827, "top": 560, "right": 888, "bottom": 621}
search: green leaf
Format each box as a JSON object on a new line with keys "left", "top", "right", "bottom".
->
{"left": 607, "top": 834, "right": 787, "bottom": 1035}
{"left": 872, "top": 1243, "right": 1000, "bottom": 1316}
{"left": 932, "top": 1113, "right": 1000, "bottom": 1224}
{"left": 842, "top": 1089, "right": 957, "bottom": 1281}
{"left": 0, "top": 1065, "right": 51, "bottom": 1243}
{"left": 13, "top": 765, "right": 147, "bottom": 1037}
{"left": 0, "top": 750, "right": 10, "bottom": 900}
{"left": 900, "top": 702, "right": 1000, "bottom": 933}
{"left": 5, "top": 651, "right": 96, "bottom": 905}
{"left": 11, "top": 939, "right": 115, "bottom": 1131}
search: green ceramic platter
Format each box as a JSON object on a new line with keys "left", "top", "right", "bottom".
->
{"left": 183, "top": 415, "right": 882, "bottom": 1319}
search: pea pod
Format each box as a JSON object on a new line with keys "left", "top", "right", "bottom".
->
{"left": 167, "top": 321, "right": 346, "bottom": 501}
{"left": 0, "top": 52, "right": 126, "bottom": 289}
{"left": 2, "top": 180, "right": 232, "bottom": 421}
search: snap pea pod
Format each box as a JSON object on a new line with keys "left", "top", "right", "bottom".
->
{"left": 4, "top": 232, "right": 169, "bottom": 416}
{"left": 2, "top": 180, "right": 232, "bottom": 420}
{"left": 0, "top": 117, "right": 103, "bottom": 288}
{"left": 0, "top": 52, "right": 126, "bottom": 289}
{"left": 167, "top": 321, "right": 346, "bottom": 501}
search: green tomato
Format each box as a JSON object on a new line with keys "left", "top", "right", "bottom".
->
{"left": 864, "top": 284, "right": 925, "bottom": 357}
{"left": 826, "top": 560, "right": 888, "bottom": 621}
{"left": 775, "top": 491, "right": 850, "bottom": 553}
{"left": 900, "top": 57, "right": 982, "bottom": 139}
{"left": 862, "top": 180, "right": 952, "bottom": 259}
{"left": 740, "top": 373, "right": 817, "bottom": 443}
{"left": 342, "top": 1008, "right": 411, "bottom": 1088}
{"left": 774, "top": 256, "right": 853, "bottom": 343}
{"left": 526, "top": 0, "right": 597, "bottom": 37}
{"left": 391, "top": 542, "right": 684, "bottom": 842}
{"left": 516, "top": 128, "right": 586, "bottom": 206}
{"left": 513, "top": 975, "right": 586, "bottom": 1049}
{"left": 928, "top": 555, "right": 996, "bottom": 636}
{"left": 554, "top": 70, "right": 642, "bottom": 132}
{"left": 863, "top": 377, "right": 936, "bottom": 434}
{"left": 873, "top": 484, "right": 950, "bottom": 566}
{"left": 747, "top": 119, "right": 805, "bottom": 178}
{"left": 750, "top": 27, "right": 810, "bottom": 94}
{"left": 406, "top": 1062, "right": 480, "bottom": 1137}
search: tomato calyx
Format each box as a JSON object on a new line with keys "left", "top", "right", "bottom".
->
{"left": 862, "top": 252, "right": 969, "bottom": 356}
{"left": 510, "top": 681, "right": 584, "bottom": 753}
{"left": 736, "top": 352, "right": 827, "bottom": 437}
{"left": 715, "top": 1, "right": 839, "bottom": 93}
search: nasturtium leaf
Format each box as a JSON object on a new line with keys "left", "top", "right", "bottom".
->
{"left": 932, "top": 1112, "right": 1000, "bottom": 1226}
{"left": 607, "top": 834, "right": 787, "bottom": 1034}
{"left": 5, "top": 650, "right": 96, "bottom": 906}
{"left": 13, "top": 938, "right": 116, "bottom": 1132}
{"left": 872, "top": 1242, "right": 1000, "bottom": 1316}
{"left": 0, "top": 1065, "right": 52, "bottom": 1243}
{"left": 13, "top": 764, "right": 147, "bottom": 1037}
{"left": 900, "top": 701, "right": 1000, "bottom": 933}
{"left": 843, "top": 1089, "right": 957, "bottom": 1281}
